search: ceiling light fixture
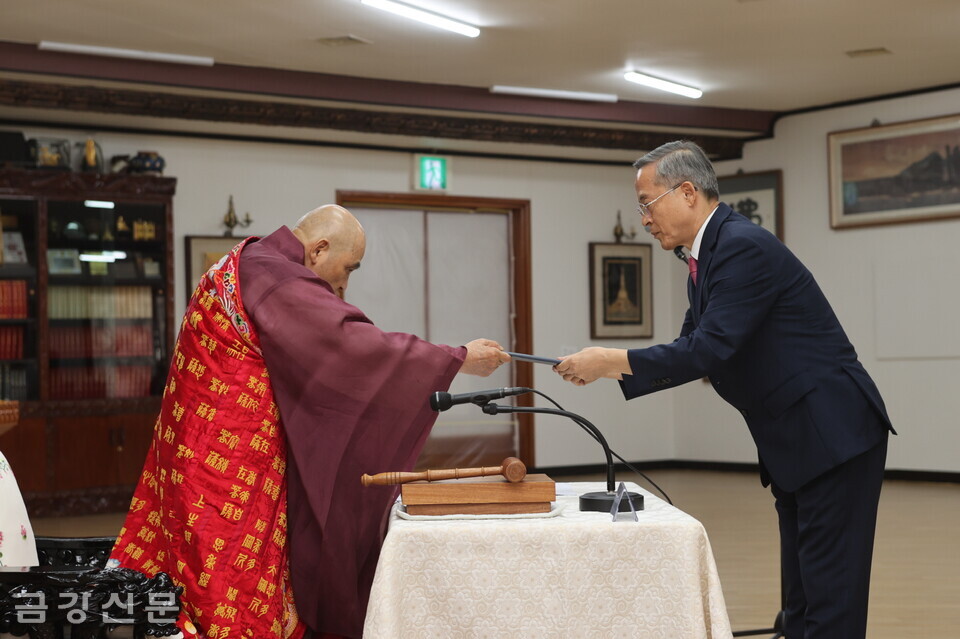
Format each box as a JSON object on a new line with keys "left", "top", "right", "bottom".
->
{"left": 490, "top": 85, "right": 618, "bottom": 103}
{"left": 79, "top": 250, "right": 127, "bottom": 263}
{"left": 38, "top": 41, "right": 215, "bottom": 66}
{"left": 84, "top": 200, "right": 115, "bottom": 209}
{"left": 624, "top": 71, "right": 702, "bottom": 99}
{"left": 360, "top": 0, "right": 480, "bottom": 38}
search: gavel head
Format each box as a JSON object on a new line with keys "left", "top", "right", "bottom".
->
{"left": 501, "top": 457, "right": 527, "bottom": 483}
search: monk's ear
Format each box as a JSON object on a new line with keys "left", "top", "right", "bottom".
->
{"left": 308, "top": 238, "right": 329, "bottom": 264}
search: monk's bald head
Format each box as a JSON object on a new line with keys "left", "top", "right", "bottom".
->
{"left": 293, "top": 205, "right": 366, "bottom": 299}
{"left": 293, "top": 205, "right": 364, "bottom": 250}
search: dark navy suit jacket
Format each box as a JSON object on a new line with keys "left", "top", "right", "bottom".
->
{"left": 621, "top": 204, "right": 894, "bottom": 491}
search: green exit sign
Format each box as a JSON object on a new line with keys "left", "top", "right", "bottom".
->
{"left": 414, "top": 155, "right": 449, "bottom": 191}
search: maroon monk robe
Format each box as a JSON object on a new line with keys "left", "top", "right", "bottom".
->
{"left": 239, "top": 227, "right": 465, "bottom": 638}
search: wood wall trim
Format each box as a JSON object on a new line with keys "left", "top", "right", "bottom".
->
{"left": 0, "top": 168, "right": 176, "bottom": 198}
{"left": 0, "top": 77, "right": 749, "bottom": 160}
{"left": 0, "top": 40, "right": 778, "bottom": 137}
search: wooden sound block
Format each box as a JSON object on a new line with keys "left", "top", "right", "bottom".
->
{"left": 401, "top": 473, "right": 555, "bottom": 507}
{"left": 405, "top": 501, "right": 552, "bottom": 516}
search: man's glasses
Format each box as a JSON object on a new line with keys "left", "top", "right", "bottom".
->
{"left": 636, "top": 183, "right": 682, "bottom": 219}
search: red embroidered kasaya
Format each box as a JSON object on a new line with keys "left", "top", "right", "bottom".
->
{"left": 110, "top": 239, "right": 305, "bottom": 638}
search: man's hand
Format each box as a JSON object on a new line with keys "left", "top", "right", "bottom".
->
{"left": 460, "top": 339, "right": 509, "bottom": 376}
{"left": 553, "top": 347, "right": 631, "bottom": 386}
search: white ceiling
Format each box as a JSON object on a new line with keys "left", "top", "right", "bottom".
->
{"left": 2, "top": 0, "right": 959, "bottom": 159}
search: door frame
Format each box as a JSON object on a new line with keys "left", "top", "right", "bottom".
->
{"left": 337, "top": 190, "right": 535, "bottom": 466}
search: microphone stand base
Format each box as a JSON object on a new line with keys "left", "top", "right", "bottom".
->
{"left": 579, "top": 491, "right": 644, "bottom": 512}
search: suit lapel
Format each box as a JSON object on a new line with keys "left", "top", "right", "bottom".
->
{"left": 690, "top": 203, "right": 734, "bottom": 324}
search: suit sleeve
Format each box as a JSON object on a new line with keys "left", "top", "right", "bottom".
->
{"left": 621, "top": 233, "right": 785, "bottom": 399}
{"left": 678, "top": 307, "right": 694, "bottom": 339}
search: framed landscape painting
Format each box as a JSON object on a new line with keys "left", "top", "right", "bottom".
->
{"left": 829, "top": 114, "right": 960, "bottom": 229}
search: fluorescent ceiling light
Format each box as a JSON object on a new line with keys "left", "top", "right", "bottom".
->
{"left": 39, "top": 41, "right": 214, "bottom": 66}
{"left": 490, "top": 85, "right": 618, "bottom": 103}
{"left": 624, "top": 71, "right": 702, "bottom": 99}
{"left": 360, "top": 0, "right": 480, "bottom": 38}
{"left": 79, "top": 254, "right": 115, "bottom": 263}
{"left": 79, "top": 250, "right": 127, "bottom": 263}
{"left": 84, "top": 200, "right": 115, "bottom": 209}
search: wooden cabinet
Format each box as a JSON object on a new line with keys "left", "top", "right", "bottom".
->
{"left": 0, "top": 169, "right": 175, "bottom": 516}
{"left": 49, "top": 410, "right": 158, "bottom": 491}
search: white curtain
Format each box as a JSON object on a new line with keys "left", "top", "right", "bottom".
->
{"left": 347, "top": 207, "right": 515, "bottom": 467}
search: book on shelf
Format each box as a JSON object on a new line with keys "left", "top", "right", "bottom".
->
{"left": 50, "top": 364, "right": 152, "bottom": 400}
{"left": 0, "top": 326, "right": 24, "bottom": 359}
{"left": 2, "top": 232, "right": 28, "bottom": 265}
{"left": 48, "top": 286, "right": 153, "bottom": 319}
{"left": 0, "top": 280, "right": 28, "bottom": 319}
{"left": 49, "top": 323, "right": 152, "bottom": 359}
{"left": 0, "top": 363, "right": 29, "bottom": 401}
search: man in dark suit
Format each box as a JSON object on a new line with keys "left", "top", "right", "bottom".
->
{"left": 555, "top": 140, "right": 894, "bottom": 639}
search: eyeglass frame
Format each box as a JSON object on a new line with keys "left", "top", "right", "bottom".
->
{"left": 636, "top": 183, "right": 684, "bottom": 219}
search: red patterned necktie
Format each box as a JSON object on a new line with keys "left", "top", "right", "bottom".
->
{"left": 688, "top": 256, "right": 698, "bottom": 285}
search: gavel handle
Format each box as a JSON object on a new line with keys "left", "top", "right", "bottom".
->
{"left": 362, "top": 464, "right": 505, "bottom": 487}
{"left": 361, "top": 457, "right": 526, "bottom": 487}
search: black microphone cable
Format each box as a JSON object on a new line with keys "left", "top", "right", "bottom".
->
{"left": 530, "top": 389, "right": 673, "bottom": 505}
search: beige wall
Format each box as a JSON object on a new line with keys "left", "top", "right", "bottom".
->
{"left": 11, "top": 83, "right": 960, "bottom": 473}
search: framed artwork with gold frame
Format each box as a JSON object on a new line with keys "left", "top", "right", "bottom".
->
{"left": 828, "top": 114, "right": 960, "bottom": 229}
{"left": 589, "top": 242, "right": 653, "bottom": 339}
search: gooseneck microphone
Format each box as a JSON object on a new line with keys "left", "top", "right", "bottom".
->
{"left": 480, "top": 402, "right": 645, "bottom": 513}
{"left": 430, "top": 387, "right": 533, "bottom": 412}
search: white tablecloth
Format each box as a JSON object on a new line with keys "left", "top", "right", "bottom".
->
{"left": 364, "top": 482, "right": 732, "bottom": 639}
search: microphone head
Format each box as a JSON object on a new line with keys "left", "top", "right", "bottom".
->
{"left": 430, "top": 391, "right": 452, "bottom": 412}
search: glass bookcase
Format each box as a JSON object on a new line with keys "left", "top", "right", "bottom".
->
{"left": 0, "top": 195, "right": 39, "bottom": 400}
{"left": 0, "top": 168, "right": 176, "bottom": 514}
{"left": 46, "top": 199, "right": 168, "bottom": 400}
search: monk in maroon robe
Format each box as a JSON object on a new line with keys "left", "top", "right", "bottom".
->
{"left": 239, "top": 205, "right": 506, "bottom": 637}
{"left": 111, "top": 204, "right": 505, "bottom": 639}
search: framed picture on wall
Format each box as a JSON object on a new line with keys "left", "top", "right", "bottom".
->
{"left": 828, "top": 114, "right": 960, "bottom": 229}
{"left": 717, "top": 170, "right": 784, "bottom": 241}
{"left": 589, "top": 242, "right": 653, "bottom": 339}
{"left": 46, "top": 248, "right": 82, "bottom": 275}
{"left": 184, "top": 235, "right": 242, "bottom": 301}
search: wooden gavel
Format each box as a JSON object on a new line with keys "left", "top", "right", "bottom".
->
{"left": 361, "top": 456, "right": 526, "bottom": 487}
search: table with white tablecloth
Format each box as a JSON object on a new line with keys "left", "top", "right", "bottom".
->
{"left": 363, "top": 481, "right": 732, "bottom": 639}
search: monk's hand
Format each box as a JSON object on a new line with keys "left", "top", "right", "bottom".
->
{"left": 553, "top": 347, "right": 630, "bottom": 386}
{"left": 460, "top": 339, "right": 510, "bottom": 377}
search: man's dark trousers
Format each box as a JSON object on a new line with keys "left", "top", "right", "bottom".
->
{"left": 773, "top": 434, "right": 888, "bottom": 639}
